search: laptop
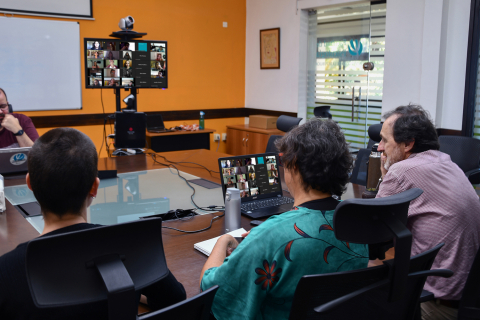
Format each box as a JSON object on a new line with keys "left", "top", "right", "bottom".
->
{"left": 218, "top": 153, "right": 294, "bottom": 219}
{"left": 147, "top": 114, "right": 172, "bottom": 133}
{"left": 0, "top": 147, "right": 31, "bottom": 175}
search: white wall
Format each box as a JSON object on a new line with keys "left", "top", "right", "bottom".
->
{"left": 245, "top": 0, "right": 471, "bottom": 130}
{"left": 382, "top": 0, "right": 470, "bottom": 130}
{"left": 245, "top": 0, "right": 364, "bottom": 117}
{"left": 245, "top": 0, "right": 300, "bottom": 113}
{"left": 436, "top": 0, "right": 471, "bottom": 129}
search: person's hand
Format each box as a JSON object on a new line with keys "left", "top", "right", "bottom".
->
{"left": 219, "top": 234, "right": 238, "bottom": 257}
{"left": 1, "top": 114, "right": 22, "bottom": 133}
{"left": 241, "top": 230, "right": 250, "bottom": 238}
{"left": 380, "top": 153, "right": 388, "bottom": 178}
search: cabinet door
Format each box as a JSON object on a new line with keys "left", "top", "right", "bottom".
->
{"left": 226, "top": 128, "right": 247, "bottom": 155}
{"left": 245, "top": 132, "right": 270, "bottom": 154}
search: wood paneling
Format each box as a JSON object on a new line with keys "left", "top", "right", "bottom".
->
{"left": 29, "top": 108, "right": 298, "bottom": 128}
{"left": 226, "top": 125, "right": 285, "bottom": 155}
{"left": 226, "top": 128, "right": 246, "bottom": 155}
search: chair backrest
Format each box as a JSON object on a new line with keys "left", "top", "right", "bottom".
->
{"left": 458, "top": 246, "right": 480, "bottom": 320}
{"left": 350, "top": 148, "right": 370, "bottom": 186}
{"left": 438, "top": 135, "right": 480, "bottom": 172}
{"left": 276, "top": 115, "right": 302, "bottom": 132}
{"left": 265, "top": 134, "right": 283, "bottom": 153}
{"left": 368, "top": 123, "right": 382, "bottom": 142}
{"left": 25, "top": 218, "right": 168, "bottom": 320}
{"left": 8, "top": 103, "right": 13, "bottom": 113}
{"left": 140, "top": 285, "right": 219, "bottom": 320}
{"left": 289, "top": 243, "right": 447, "bottom": 320}
{"left": 334, "top": 188, "right": 424, "bottom": 302}
{"left": 313, "top": 106, "right": 332, "bottom": 119}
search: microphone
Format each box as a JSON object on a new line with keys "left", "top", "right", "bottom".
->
{"left": 368, "top": 123, "right": 382, "bottom": 143}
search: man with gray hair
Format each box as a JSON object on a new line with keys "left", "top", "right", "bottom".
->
{"left": 376, "top": 104, "right": 480, "bottom": 320}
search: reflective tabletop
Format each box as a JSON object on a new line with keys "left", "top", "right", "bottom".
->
{"left": 4, "top": 168, "right": 225, "bottom": 233}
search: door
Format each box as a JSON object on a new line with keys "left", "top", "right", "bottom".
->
{"left": 306, "top": 2, "right": 386, "bottom": 152}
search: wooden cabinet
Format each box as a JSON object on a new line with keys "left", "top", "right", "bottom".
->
{"left": 226, "top": 125, "right": 284, "bottom": 155}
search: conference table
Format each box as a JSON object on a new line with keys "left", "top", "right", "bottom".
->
{"left": 1, "top": 149, "right": 393, "bottom": 313}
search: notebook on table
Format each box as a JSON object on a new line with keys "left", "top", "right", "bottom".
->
{"left": 218, "top": 153, "right": 294, "bottom": 219}
{"left": 0, "top": 147, "right": 31, "bottom": 175}
{"left": 194, "top": 228, "right": 247, "bottom": 256}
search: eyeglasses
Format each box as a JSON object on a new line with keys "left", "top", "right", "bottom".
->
{"left": 0, "top": 104, "right": 9, "bottom": 110}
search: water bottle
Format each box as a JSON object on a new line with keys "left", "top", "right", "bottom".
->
{"left": 362, "top": 143, "right": 382, "bottom": 199}
{"left": 0, "top": 174, "right": 5, "bottom": 212}
{"left": 199, "top": 111, "right": 205, "bottom": 130}
{"left": 224, "top": 188, "right": 241, "bottom": 233}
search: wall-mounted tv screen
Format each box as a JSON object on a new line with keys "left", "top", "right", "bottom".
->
{"left": 84, "top": 38, "right": 167, "bottom": 89}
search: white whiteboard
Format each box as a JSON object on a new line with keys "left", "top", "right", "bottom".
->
{"left": 0, "top": 0, "right": 92, "bottom": 19}
{"left": 0, "top": 17, "right": 82, "bottom": 111}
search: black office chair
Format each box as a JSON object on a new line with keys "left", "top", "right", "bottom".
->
{"left": 139, "top": 285, "right": 219, "bottom": 320}
{"left": 8, "top": 103, "right": 13, "bottom": 113}
{"left": 350, "top": 148, "right": 370, "bottom": 186}
{"left": 288, "top": 188, "right": 453, "bottom": 320}
{"left": 26, "top": 218, "right": 169, "bottom": 320}
{"left": 313, "top": 106, "right": 332, "bottom": 119}
{"left": 458, "top": 246, "right": 480, "bottom": 320}
{"left": 265, "top": 115, "right": 302, "bottom": 153}
{"left": 350, "top": 123, "right": 383, "bottom": 186}
{"left": 419, "top": 245, "right": 480, "bottom": 320}
{"left": 438, "top": 135, "right": 480, "bottom": 184}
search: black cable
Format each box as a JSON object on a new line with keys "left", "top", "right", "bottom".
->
{"left": 161, "top": 211, "right": 225, "bottom": 234}
{"left": 153, "top": 154, "right": 220, "bottom": 174}
{"left": 145, "top": 153, "right": 226, "bottom": 234}
{"left": 148, "top": 153, "right": 224, "bottom": 212}
{"left": 98, "top": 89, "right": 107, "bottom": 158}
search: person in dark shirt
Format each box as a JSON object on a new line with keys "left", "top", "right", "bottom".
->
{"left": 0, "top": 127, "right": 186, "bottom": 320}
{"left": 0, "top": 88, "right": 39, "bottom": 148}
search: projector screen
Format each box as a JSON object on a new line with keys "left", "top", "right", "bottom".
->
{"left": 0, "top": 0, "right": 92, "bottom": 19}
{"left": 0, "top": 17, "right": 82, "bottom": 111}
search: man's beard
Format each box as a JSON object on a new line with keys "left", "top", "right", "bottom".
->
{"left": 384, "top": 147, "right": 404, "bottom": 171}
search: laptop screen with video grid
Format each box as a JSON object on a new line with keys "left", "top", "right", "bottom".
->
{"left": 218, "top": 153, "right": 282, "bottom": 202}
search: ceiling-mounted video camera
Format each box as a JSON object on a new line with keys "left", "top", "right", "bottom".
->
{"left": 119, "top": 16, "right": 135, "bottom": 31}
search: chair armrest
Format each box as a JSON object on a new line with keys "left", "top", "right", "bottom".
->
{"left": 314, "top": 279, "right": 389, "bottom": 314}
{"left": 408, "top": 269, "right": 453, "bottom": 279}
{"left": 466, "top": 168, "right": 480, "bottom": 184}
{"left": 419, "top": 289, "right": 434, "bottom": 303}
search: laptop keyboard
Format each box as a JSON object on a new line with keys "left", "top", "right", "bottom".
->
{"left": 241, "top": 196, "right": 294, "bottom": 212}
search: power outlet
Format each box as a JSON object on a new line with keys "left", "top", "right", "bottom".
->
{"left": 222, "top": 133, "right": 227, "bottom": 141}
{"left": 214, "top": 133, "right": 220, "bottom": 141}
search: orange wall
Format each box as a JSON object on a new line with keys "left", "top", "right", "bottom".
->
{"left": 14, "top": 0, "right": 247, "bottom": 155}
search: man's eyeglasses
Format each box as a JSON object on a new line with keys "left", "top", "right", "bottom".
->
{"left": 0, "top": 104, "right": 9, "bottom": 110}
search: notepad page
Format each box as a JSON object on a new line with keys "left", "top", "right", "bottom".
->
{"left": 194, "top": 228, "right": 247, "bottom": 256}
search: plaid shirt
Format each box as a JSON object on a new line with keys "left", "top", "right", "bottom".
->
{"left": 377, "top": 150, "right": 480, "bottom": 300}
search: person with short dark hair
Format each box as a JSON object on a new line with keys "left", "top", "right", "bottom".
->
{"left": 0, "top": 88, "right": 39, "bottom": 148}
{"left": 0, "top": 128, "right": 186, "bottom": 319}
{"left": 376, "top": 104, "right": 480, "bottom": 320}
{"left": 200, "top": 118, "right": 368, "bottom": 320}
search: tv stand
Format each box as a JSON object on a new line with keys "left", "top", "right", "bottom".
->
{"left": 114, "top": 87, "right": 137, "bottom": 112}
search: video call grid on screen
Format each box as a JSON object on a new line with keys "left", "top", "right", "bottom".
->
{"left": 219, "top": 154, "right": 282, "bottom": 201}
{"left": 84, "top": 38, "right": 167, "bottom": 89}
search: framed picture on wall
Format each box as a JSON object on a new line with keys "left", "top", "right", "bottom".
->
{"left": 260, "top": 28, "right": 280, "bottom": 69}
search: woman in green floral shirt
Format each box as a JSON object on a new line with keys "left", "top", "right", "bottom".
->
{"left": 200, "top": 118, "right": 369, "bottom": 320}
